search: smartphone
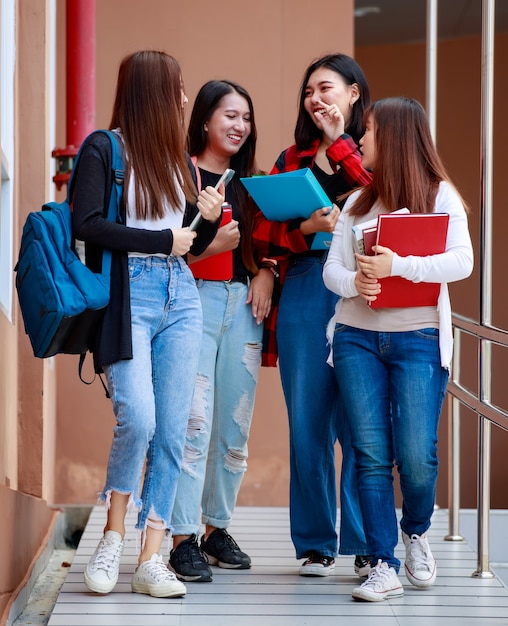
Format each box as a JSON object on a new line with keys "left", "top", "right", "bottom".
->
{"left": 214, "top": 168, "right": 235, "bottom": 190}
{"left": 189, "top": 168, "right": 235, "bottom": 232}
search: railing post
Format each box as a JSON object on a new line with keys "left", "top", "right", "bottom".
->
{"left": 426, "top": 0, "right": 438, "bottom": 141}
{"left": 445, "top": 395, "right": 463, "bottom": 541}
{"left": 473, "top": 0, "right": 495, "bottom": 579}
{"left": 473, "top": 415, "right": 494, "bottom": 578}
{"left": 446, "top": 326, "right": 463, "bottom": 541}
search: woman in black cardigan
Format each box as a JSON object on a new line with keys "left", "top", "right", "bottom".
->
{"left": 72, "top": 50, "right": 223, "bottom": 599}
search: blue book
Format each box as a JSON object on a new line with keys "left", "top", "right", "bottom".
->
{"left": 240, "top": 168, "right": 333, "bottom": 250}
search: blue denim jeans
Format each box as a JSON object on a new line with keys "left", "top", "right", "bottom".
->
{"left": 332, "top": 324, "right": 449, "bottom": 572}
{"left": 171, "top": 279, "right": 263, "bottom": 535}
{"left": 277, "top": 255, "right": 368, "bottom": 559}
{"left": 102, "top": 256, "right": 202, "bottom": 532}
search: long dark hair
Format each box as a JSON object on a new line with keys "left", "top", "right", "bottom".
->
{"left": 295, "top": 53, "right": 370, "bottom": 149}
{"left": 187, "top": 80, "right": 260, "bottom": 273}
{"left": 350, "top": 97, "right": 462, "bottom": 217}
{"left": 109, "top": 50, "right": 197, "bottom": 219}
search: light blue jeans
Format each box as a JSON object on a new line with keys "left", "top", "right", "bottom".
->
{"left": 276, "top": 255, "right": 368, "bottom": 559}
{"left": 171, "top": 279, "right": 263, "bottom": 535}
{"left": 102, "top": 256, "right": 202, "bottom": 532}
{"left": 332, "top": 324, "right": 449, "bottom": 572}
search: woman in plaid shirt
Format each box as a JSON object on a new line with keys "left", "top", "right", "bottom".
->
{"left": 253, "top": 53, "right": 372, "bottom": 577}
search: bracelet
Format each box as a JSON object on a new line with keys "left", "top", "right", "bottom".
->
{"left": 259, "top": 264, "right": 279, "bottom": 278}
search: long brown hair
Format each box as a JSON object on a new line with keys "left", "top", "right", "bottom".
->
{"left": 109, "top": 50, "right": 197, "bottom": 219}
{"left": 350, "top": 97, "right": 462, "bottom": 217}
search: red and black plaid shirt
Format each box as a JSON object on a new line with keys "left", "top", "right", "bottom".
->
{"left": 254, "top": 135, "right": 372, "bottom": 367}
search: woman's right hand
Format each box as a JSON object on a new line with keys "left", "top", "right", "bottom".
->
{"left": 300, "top": 204, "right": 340, "bottom": 235}
{"left": 171, "top": 227, "right": 197, "bottom": 256}
{"left": 314, "top": 99, "right": 346, "bottom": 144}
{"left": 197, "top": 185, "right": 224, "bottom": 223}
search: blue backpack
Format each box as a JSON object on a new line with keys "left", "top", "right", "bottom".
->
{"left": 15, "top": 130, "right": 124, "bottom": 359}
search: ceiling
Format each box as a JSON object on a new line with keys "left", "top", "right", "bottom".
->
{"left": 355, "top": 0, "right": 508, "bottom": 47}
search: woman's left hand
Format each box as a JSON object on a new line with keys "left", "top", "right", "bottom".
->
{"left": 355, "top": 245, "right": 394, "bottom": 279}
{"left": 314, "top": 99, "right": 345, "bottom": 143}
{"left": 197, "top": 185, "right": 224, "bottom": 223}
{"left": 247, "top": 269, "right": 274, "bottom": 324}
{"left": 300, "top": 204, "right": 340, "bottom": 236}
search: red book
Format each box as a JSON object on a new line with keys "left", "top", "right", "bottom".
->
{"left": 370, "top": 213, "right": 449, "bottom": 309}
{"left": 190, "top": 207, "right": 233, "bottom": 280}
{"left": 362, "top": 226, "right": 378, "bottom": 256}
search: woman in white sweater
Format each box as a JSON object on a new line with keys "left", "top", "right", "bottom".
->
{"left": 323, "top": 97, "right": 473, "bottom": 602}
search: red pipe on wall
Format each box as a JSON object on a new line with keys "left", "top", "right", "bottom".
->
{"left": 52, "top": 0, "right": 96, "bottom": 189}
{"left": 66, "top": 0, "right": 96, "bottom": 148}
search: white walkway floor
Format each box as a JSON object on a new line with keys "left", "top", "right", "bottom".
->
{"left": 48, "top": 506, "right": 508, "bottom": 626}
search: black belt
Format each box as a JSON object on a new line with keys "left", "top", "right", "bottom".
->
{"left": 202, "top": 276, "right": 249, "bottom": 285}
{"left": 227, "top": 275, "right": 249, "bottom": 284}
{"left": 197, "top": 275, "right": 249, "bottom": 284}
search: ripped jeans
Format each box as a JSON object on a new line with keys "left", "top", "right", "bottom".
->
{"left": 171, "top": 279, "right": 262, "bottom": 535}
{"left": 102, "top": 256, "right": 202, "bottom": 532}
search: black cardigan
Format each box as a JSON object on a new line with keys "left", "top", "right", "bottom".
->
{"left": 72, "top": 130, "right": 219, "bottom": 371}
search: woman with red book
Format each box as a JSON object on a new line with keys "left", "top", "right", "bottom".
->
{"left": 169, "top": 80, "right": 276, "bottom": 582}
{"left": 323, "top": 97, "right": 474, "bottom": 601}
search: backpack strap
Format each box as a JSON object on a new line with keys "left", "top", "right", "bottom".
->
{"left": 74, "top": 130, "right": 124, "bottom": 396}
{"left": 93, "top": 130, "right": 124, "bottom": 282}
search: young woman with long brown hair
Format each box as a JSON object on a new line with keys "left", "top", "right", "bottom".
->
{"left": 73, "top": 50, "right": 223, "bottom": 598}
{"left": 323, "top": 96, "right": 474, "bottom": 601}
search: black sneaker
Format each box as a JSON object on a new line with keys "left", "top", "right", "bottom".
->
{"left": 168, "top": 535, "right": 213, "bottom": 582}
{"left": 200, "top": 529, "right": 251, "bottom": 569}
{"left": 299, "top": 551, "right": 335, "bottom": 577}
{"left": 354, "top": 555, "right": 371, "bottom": 578}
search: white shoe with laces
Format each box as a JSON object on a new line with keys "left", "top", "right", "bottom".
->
{"left": 402, "top": 531, "right": 437, "bottom": 588}
{"left": 131, "top": 553, "right": 187, "bottom": 598}
{"left": 84, "top": 530, "right": 124, "bottom": 594}
{"left": 352, "top": 559, "right": 404, "bottom": 602}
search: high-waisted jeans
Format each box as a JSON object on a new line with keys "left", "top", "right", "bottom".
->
{"left": 276, "top": 255, "right": 368, "bottom": 559}
{"left": 332, "top": 324, "right": 449, "bottom": 571}
{"left": 171, "top": 279, "right": 263, "bottom": 534}
{"left": 101, "top": 255, "right": 202, "bottom": 532}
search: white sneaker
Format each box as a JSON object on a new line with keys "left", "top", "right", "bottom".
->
{"left": 352, "top": 560, "right": 404, "bottom": 602}
{"left": 402, "top": 531, "right": 437, "bottom": 588}
{"left": 84, "top": 530, "right": 124, "bottom": 594}
{"left": 132, "top": 553, "right": 187, "bottom": 598}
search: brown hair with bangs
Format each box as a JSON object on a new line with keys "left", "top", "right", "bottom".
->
{"left": 109, "top": 50, "right": 197, "bottom": 219}
{"left": 350, "top": 97, "right": 465, "bottom": 217}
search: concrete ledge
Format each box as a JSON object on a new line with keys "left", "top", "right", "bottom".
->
{"left": 6, "top": 507, "right": 91, "bottom": 626}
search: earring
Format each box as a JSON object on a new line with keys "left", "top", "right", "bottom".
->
{"left": 204, "top": 124, "right": 208, "bottom": 132}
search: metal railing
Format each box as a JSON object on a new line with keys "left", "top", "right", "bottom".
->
{"left": 446, "top": 313, "right": 508, "bottom": 578}
{"left": 442, "top": 0, "right": 506, "bottom": 580}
